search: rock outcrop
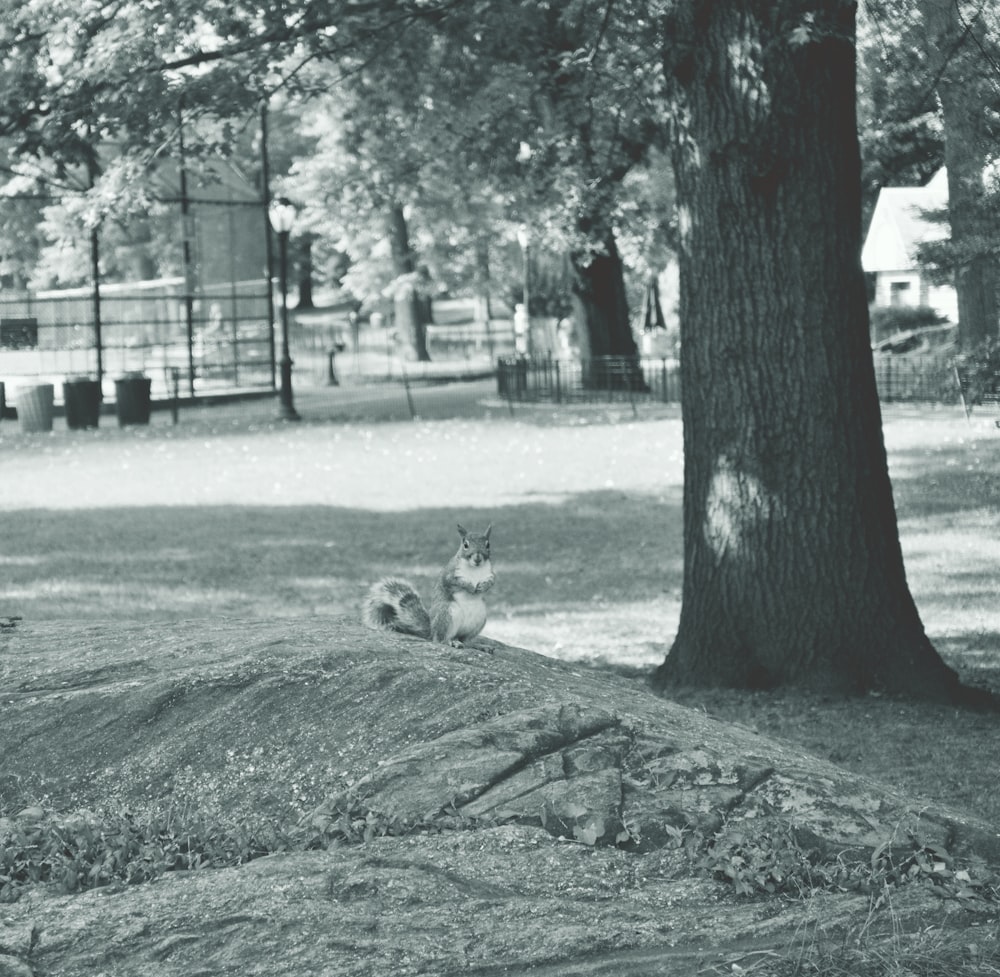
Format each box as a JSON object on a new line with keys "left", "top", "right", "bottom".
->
{"left": 1, "top": 619, "right": 997, "bottom": 976}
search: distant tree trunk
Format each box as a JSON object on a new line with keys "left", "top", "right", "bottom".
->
{"left": 472, "top": 238, "right": 492, "bottom": 318}
{"left": 918, "top": 0, "right": 1000, "bottom": 347}
{"left": 473, "top": 238, "right": 496, "bottom": 359}
{"left": 388, "top": 203, "right": 430, "bottom": 361}
{"left": 297, "top": 235, "right": 315, "bottom": 310}
{"left": 653, "top": 0, "right": 961, "bottom": 699}
{"left": 570, "top": 229, "right": 645, "bottom": 390}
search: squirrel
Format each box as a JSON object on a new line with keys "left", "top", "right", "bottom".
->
{"left": 362, "top": 523, "right": 495, "bottom": 647}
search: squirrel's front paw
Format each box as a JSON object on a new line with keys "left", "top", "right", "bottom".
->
{"left": 449, "top": 639, "right": 465, "bottom": 648}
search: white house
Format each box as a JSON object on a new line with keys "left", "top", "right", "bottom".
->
{"left": 861, "top": 168, "right": 958, "bottom": 321}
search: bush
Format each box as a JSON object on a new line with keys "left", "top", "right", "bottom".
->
{"left": 869, "top": 305, "right": 948, "bottom": 342}
{"left": 955, "top": 338, "right": 1000, "bottom": 405}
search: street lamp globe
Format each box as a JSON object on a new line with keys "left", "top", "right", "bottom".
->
{"left": 269, "top": 197, "right": 297, "bottom": 235}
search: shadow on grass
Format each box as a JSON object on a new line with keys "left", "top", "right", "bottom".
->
{"left": 5, "top": 412, "right": 999, "bottom": 693}
{"left": 890, "top": 436, "right": 1000, "bottom": 519}
{"left": 1, "top": 489, "right": 683, "bottom": 627}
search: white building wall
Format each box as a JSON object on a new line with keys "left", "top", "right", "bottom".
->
{"left": 874, "top": 271, "right": 957, "bottom": 322}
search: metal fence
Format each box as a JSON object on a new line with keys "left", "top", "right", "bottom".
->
{"left": 497, "top": 353, "right": 998, "bottom": 410}
{"left": 497, "top": 354, "right": 681, "bottom": 406}
{"left": 872, "top": 354, "right": 962, "bottom": 404}
{"left": 0, "top": 279, "right": 273, "bottom": 400}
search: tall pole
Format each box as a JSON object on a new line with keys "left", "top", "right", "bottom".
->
{"left": 260, "top": 101, "right": 277, "bottom": 390}
{"left": 227, "top": 204, "right": 240, "bottom": 386}
{"left": 86, "top": 151, "right": 104, "bottom": 391}
{"left": 276, "top": 228, "right": 299, "bottom": 420}
{"left": 178, "top": 99, "right": 196, "bottom": 397}
{"left": 89, "top": 228, "right": 104, "bottom": 389}
{"left": 522, "top": 240, "right": 530, "bottom": 326}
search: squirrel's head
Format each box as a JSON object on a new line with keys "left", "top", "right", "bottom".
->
{"left": 457, "top": 522, "right": 492, "bottom": 566}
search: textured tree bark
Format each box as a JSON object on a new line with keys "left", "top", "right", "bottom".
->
{"left": 918, "top": 0, "right": 1000, "bottom": 348}
{"left": 653, "top": 0, "right": 960, "bottom": 698}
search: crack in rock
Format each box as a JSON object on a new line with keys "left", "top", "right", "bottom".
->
{"left": 460, "top": 732, "right": 631, "bottom": 844}
{"left": 349, "top": 704, "right": 624, "bottom": 833}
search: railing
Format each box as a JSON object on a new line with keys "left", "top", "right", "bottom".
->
{"left": 497, "top": 354, "right": 680, "bottom": 406}
{"left": 0, "top": 281, "right": 273, "bottom": 396}
{"left": 872, "top": 354, "right": 961, "bottom": 404}
{"left": 499, "top": 352, "right": 1000, "bottom": 411}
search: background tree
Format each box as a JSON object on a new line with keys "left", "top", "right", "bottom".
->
{"left": 857, "top": 0, "right": 1000, "bottom": 346}
{"left": 652, "top": 0, "right": 965, "bottom": 700}
{"left": 4, "top": 0, "right": 666, "bottom": 368}
{"left": 281, "top": 89, "right": 435, "bottom": 359}
{"left": 914, "top": 0, "right": 1000, "bottom": 346}
{"left": 614, "top": 145, "right": 679, "bottom": 339}
{"left": 856, "top": 0, "right": 946, "bottom": 223}
{"left": 0, "top": 178, "right": 47, "bottom": 288}
{"left": 446, "top": 1, "right": 665, "bottom": 372}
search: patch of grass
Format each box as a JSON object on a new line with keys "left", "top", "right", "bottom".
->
{"left": 0, "top": 789, "right": 427, "bottom": 901}
{"left": 722, "top": 922, "right": 1000, "bottom": 977}
{"left": 660, "top": 682, "right": 1000, "bottom": 827}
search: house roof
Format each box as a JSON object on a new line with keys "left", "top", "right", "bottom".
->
{"left": 147, "top": 158, "right": 261, "bottom": 205}
{"left": 861, "top": 169, "right": 949, "bottom": 273}
{"left": 97, "top": 141, "right": 261, "bottom": 205}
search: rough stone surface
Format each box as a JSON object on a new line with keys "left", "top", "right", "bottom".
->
{"left": 1, "top": 618, "right": 997, "bottom": 976}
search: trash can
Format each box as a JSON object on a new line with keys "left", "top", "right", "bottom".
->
{"left": 114, "top": 373, "right": 152, "bottom": 427}
{"left": 17, "top": 383, "right": 55, "bottom": 433}
{"left": 63, "top": 377, "right": 102, "bottom": 430}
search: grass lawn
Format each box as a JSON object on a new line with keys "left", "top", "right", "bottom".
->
{"left": 2, "top": 395, "right": 999, "bottom": 832}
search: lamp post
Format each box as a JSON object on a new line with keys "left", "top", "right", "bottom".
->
{"left": 269, "top": 197, "right": 300, "bottom": 421}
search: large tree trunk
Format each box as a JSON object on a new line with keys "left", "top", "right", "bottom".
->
{"left": 570, "top": 230, "right": 646, "bottom": 390}
{"left": 653, "top": 0, "right": 960, "bottom": 699}
{"left": 387, "top": 203, "right": 430, "bottom": 362}
{"left": 918, "top": 0, "right": 1000, "bottom": 348}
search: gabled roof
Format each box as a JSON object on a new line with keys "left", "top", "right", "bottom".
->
{"left": 861, "top": 169, "right": 949, "bottom": 273}
{"left": 97, "top": 141, "right": 261, "bottom": 205}
{"left": 147, "top": 158, "right": 261, "bottom": 205}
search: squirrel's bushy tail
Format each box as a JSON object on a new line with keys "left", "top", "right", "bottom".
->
{"left": 362, "top": 577, "right": 431, "bottom": 638}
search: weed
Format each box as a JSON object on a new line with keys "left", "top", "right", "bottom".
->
{"left": 0, "top": 806, "right": 295, "bottom": 901}
{"left": 688, "top": 821, "right": 1000, "bottom": 909}
{"left": 0, "top": 791, "right": 479, "bottom": 901}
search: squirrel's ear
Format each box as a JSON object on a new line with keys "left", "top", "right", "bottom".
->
{"left": 484, "top": 523, "right": 492, "bottom": 539}
{"left": 456, "top": 523, "right": 467, "bottom": 538}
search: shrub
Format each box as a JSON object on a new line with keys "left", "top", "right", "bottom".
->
{"left": 869, "top": 305, "right": 949, "bottom": 342}
{"left": 955, "top": 339, "right": 1000, "bottom": 406}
